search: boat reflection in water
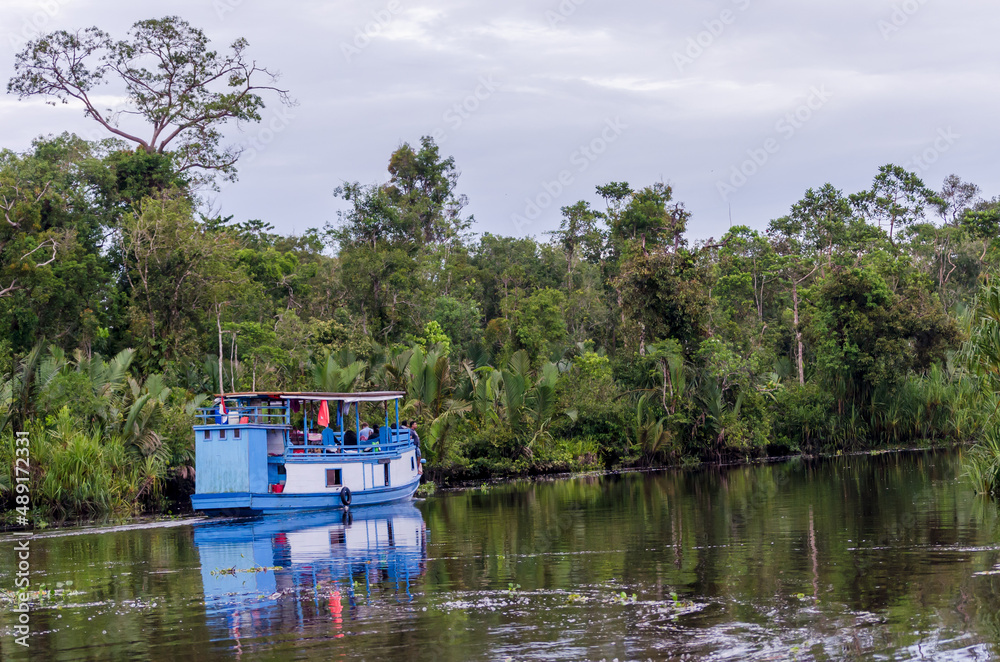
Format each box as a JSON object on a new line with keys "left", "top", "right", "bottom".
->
{"left": 193, "top": 503, "right": 427, "bottom": 648}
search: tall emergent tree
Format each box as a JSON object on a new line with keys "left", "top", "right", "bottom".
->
{"left": 768, "top": 184, "right": 854, "bottom": 384}
{"left": 850, "top": 164, "right": 941, "bottom": 244}
{"left": 7, "top": 16, "right": 292, "bottom": 185}
{"left": 330, "top": 137, "right": 474, "bottom": 341}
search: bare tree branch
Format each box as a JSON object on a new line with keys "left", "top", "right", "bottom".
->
{"left": 20, "top": 238, "right": 59, "bottom": 267}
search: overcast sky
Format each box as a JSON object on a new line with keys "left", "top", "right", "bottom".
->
{"left": 1, "top": 0, "right": 997, "bottom": 243}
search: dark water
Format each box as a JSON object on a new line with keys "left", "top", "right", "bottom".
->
{"left": 2, "top": 449, "right": 1000, "bottom": 661}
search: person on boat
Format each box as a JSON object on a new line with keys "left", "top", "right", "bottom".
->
{"left": 359, "top": 421, "right": 373, "bottom": 442}
{"left": 321, "top": 425, "right": 339, "bottom": 452}
{"left": 408, "top": 421, "right": 423, "bottom": 474}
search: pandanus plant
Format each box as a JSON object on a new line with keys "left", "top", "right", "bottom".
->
{"left": 960, "top": 281, "right": 1000, "bottom": 496}
{"left": 72, "top": 348, "right": 136, "bottom": 429}
{"left": 1, "top": 344, "right": 202, "bottom": 512}
{"left": 312, "top": 350, "right": 367, "bottom": 393}
{"left": 0, "top": 343, "right": 44, "bottom": 434}
{"left": 3, "top": 344, "right": 142, "bottom": 433}
{"left": 634, "top": 394, "right": 674, "bottom": 464}
{"left": 468, "top": 350, "right": 564, "bottom": 457}
{"left": 362, "top": 344, "right": 471, "bottom": 462}
{"left": 402, "top": 346, "right": 471, "bottom": 462}
{"left": 122, "top": 374, "right": 171, "bottom": 458}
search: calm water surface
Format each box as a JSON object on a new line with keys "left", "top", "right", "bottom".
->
{"left": 2, "top": 449, "right": 1000, "bottom": 661}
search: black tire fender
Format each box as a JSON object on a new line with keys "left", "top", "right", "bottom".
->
{"left": 340, "top": 486, "right": 352, "bottom": 506}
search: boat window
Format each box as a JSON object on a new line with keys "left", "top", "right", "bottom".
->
{"left": 233, "top": 428, "right": 241, "bottom": 439}
{"left": 384, "top": 463, "right": 390, "bottom": 486}
{"left": 203, "top": 430, "right": 210, "bottom": 440}
{"left": 219, "top": 429, "right": 226, "bottom": 440}
{"left": 326, "top": 468, "right": 342, "bottom": 487}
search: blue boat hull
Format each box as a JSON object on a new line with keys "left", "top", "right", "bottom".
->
{"left": 191, "top": 476, "right": 421, "bottom": 515}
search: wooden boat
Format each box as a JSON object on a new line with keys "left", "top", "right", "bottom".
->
{"left": 190, "top": 391, "right": 422, "bottom": 514}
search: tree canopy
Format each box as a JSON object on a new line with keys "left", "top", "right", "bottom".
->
{"left": 3, "top": 20, "right": 1000, "bottom": 513}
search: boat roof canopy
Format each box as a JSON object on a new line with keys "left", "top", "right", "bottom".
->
{"left": 215, "top": 391, "right": 406, "bottom": 403}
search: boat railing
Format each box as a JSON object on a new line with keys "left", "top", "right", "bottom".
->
{"left": 194, "top": 405, "right": 288, "bottom": 425}
{"left": 282, "top": 429, "right": 415, "bottom": 461}
{"left": 194, "top": 405, "right": 418, "bottom": 460}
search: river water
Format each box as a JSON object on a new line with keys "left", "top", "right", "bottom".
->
{"left": 2, "top": 449, "right": 999, "bottom": 661}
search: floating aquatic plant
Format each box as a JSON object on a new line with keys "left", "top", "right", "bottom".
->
{"left": 608, "top": 591, "right": 637, "bottom": 605}
{"left": 210, "top": 565, "right": 280, "bottom": 576}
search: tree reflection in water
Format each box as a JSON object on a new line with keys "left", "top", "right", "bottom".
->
{"left": 2, "top": 450, "right": 1000, "bottom": 661}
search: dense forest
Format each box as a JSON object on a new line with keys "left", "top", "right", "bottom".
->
{"left": 2, "top": 17, "right": 1000, "bottom": 520}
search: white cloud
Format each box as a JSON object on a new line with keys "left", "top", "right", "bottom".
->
{"left": 0, "top": 0, "right": 997, "bottom": 241}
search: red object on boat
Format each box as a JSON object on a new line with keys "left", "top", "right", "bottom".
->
{"left": 318, "top": 400, "right": 330, "bottom": 428}
{"left": 272, "top": 484, "right": 284, "bottom": 493}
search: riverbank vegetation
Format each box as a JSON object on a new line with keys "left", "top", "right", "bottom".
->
{"left": 960, "top": 282, "right": 1000, "bottom": 497}
{"left": 2, "top": 17, "right": 1000, "bottom": 518}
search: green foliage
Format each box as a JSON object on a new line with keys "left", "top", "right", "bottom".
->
{"left": 770, "top": 383, "right": 834, "bottom": 452}
{"left": 807, "top": 267, "right": 959, "bottom": 399}
{"left": 721, "top": 226, "right": 778, "bottom": 285}
{"left": 612, "top": 182, "right": 688, "bottom": 251}
{"left": 313, "top": 351, "right": 366, "bottom": 393}
{"left": 415, "top": 480, "right": 437, "bottom": 497}
{"left": 410, "top": 320, "right": 452, "bottom": 355}
{"left": 550, "top": 359, "right": 631, "bottom": 464}
{"left": 615, "top": 246, "right": 711, "bottom": 352}
{"left": 514, "top": 288, "right": 567, "bottom": 360}
{"left": 965, "top": 429, "right": 1000, "bottom": 497}
{"left": 0, "top": 345, "right": 206, "bottom": 517}
{"left": 633, "top": 394, "right": 675, "bottom": 463}
{"left": 121, "top": 192, "right": 246, "bottom": 364}
{"left": 432, "top": 296, "right": 482, "bottom": 355}
{"left": 0, "top": 137, "right": 119, "bottom": 353}
{"left": 0, "top": 120, "right": 994, "bottom": 513}
{"left": 398, "top": 346, "right": 470, "bottom": 463}
{"left": 960, "top": 281, "right": 1000, "bottom": 495}
{"left": 850, "top": 164, "right": 943, "bottom": 243}
{"left": 99, "top": 147, "right": 188, "bottom": 211}
{"left": 573, "top": 351, "right": 612, "bottom": 381}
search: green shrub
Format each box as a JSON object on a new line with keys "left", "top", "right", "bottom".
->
{"left": 37, "top": 371, "right": 105, "bottom": 424}
{"left": 770, "top": 383, "right": 834, "bottom": 453}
